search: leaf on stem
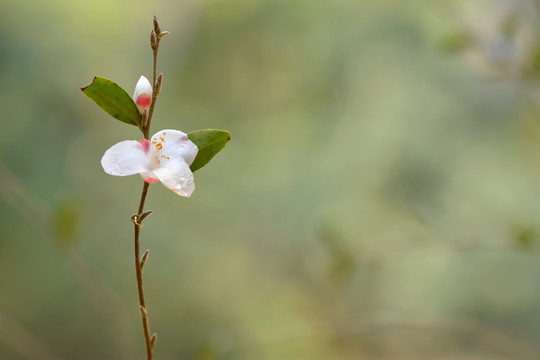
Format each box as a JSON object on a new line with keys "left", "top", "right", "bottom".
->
{"left": 81, "top": 76, "right": 142, "bottom": 129}
{"left": 188, "top": 129, "right": 231, "bottom": 172}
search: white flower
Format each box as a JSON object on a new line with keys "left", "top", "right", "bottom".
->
{"left": 101, "top": 129, "right": 199, "bottom": 197}
{"left": 133, "top": 75, "right": 153, "bottom": 114}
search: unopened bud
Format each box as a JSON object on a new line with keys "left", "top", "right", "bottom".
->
{"left": 133, "top": 75, "right": 153, "bottom": 114}
{"left": 150, "top": 30, "right": 157, "bottom": 50}
{"left": 155, "top": 73, "right": 163, "bottom": 95}
{"left": 153, "top": 15, "right": 161, "bottom": 34}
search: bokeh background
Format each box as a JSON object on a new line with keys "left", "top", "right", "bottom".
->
{"left": 3, "top": 0, "right": 540, "bottom": 359}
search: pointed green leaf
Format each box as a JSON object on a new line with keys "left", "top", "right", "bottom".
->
{"left": 81, "top": 76, "right": 142, "bottom": 129}
{"left": 188, "top": 129, "right": 231, "bottom": 172}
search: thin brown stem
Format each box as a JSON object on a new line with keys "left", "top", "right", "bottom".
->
{"left": 134, "top": 16, "right": 169, "bottom": 360}
{"left": 144, "top": 35, "right": 161, "bottom": 139}
{"left": 134, "top": 181, "right": 153, "bottom": 360}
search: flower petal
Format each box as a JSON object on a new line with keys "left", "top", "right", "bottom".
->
{"left": 150, "top": 130, "right": 198, "bottom": 166}
{"left": 140, "top": 172, "right": 159, "bottom": 183}
{"left": 152, "top": 159, "right": 195, "bottom": 197}
{"left": 101, "top": 140, "right": 150, "bottom": 176}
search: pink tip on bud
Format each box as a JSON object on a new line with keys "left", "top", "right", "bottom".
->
{"left": 137, "top": 94, "right": 151, "bottom": 108}
{"left": 133, "top": 76, "right": 153, "bottom": 114}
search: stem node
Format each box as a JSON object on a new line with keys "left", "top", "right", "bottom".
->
{"left": 131, "top": 214, "right": 140, "bottom": 225}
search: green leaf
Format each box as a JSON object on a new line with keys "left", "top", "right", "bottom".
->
{"left": 188, "top": 129, "right": 231, "bottom": 172}
{"left": 81, "top": 76, "right": 142, "bottom": 129}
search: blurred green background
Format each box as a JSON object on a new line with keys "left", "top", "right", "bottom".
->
{"left": 3, "top": 0, "right": 540, "bottom": 359}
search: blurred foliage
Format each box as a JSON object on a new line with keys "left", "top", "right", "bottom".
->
{"left": 3, "top": 0, "right": 540, "bottom": 359}
{"left": 513, "top": 224, "right": 537, "bottom": 249}
{"left": 53, "top": 198, "right": 80, "bottom": 248}
{"left": 440, "top": 31, "right": 473, "bottom": 55}
{"left": 317, "top": 225, "right": 357, "bottom": 284}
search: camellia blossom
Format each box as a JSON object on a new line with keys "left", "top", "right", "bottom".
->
{"left": 133, "top": 75, "right": 153, "bottom": 114}
{"left": 101, "top": 129, "right": 198, "bottom": 197}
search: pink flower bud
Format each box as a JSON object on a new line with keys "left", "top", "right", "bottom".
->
{"left": 133, "top": 75, "right": 152, "bottom": 114}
